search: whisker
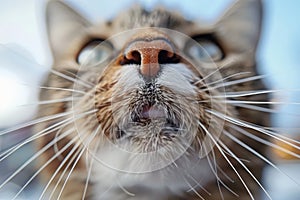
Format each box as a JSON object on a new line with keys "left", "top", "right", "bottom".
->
{"left": 20, "top": 83, "right": 89, "bottom": 95}
{"left": 212, "top": 88, "right": 300, "bottom": 98}
{"left": 206, "top": 147, "right": 238, "bottom": 198}
{"left": 219, "top": 99, "right": 300, "bottom": 105}
{"left": 56, "top": 125, "right": 101, "bottom": 200}
{"left": 12, "top": 128, "right": 77, "bottom": 200}
{"left": 216, "top": 74, "right": 267, "bottom": 88}
{"left": 183, "top": 176, "right": 205, "bottom": 200}
{"left": 207, "top": 110, "right": 300, "bottom": 151}
{"left": 0, "top": 127, "right": 75, "bottom": 191}
{"left": 197, "top": 121, "right": 255, "bottom": 199}
{"left": 230, "top": 124, "right": 300, "bottom": 160}
{"left": 97, "top": 184, "right": 115, "bottom": 199}
{"left": 196, "top": 55, "right": 245, "bottom": 84}
{"left": 201, "top": 72, "right": 251, "bottom": 87}
{"left": 184, "top": 166, "right": 211, "bottom": 196}
{"left": 215, "top": 165, "right": 234, "bottom": 184}
{"left": 44, "top": 125, "right": 98, "bottom": 200}
{"left": 201, "top": 75, "right": 266, "bottom": 92}
{"left": 38, "top": 144, "right": 82, "bottom": 200}
{"left": 1, "top": 109, "right": 98, "bottom": 196}
{"left": 54, "top": 127, "right": 68, "bottom": 161}
{"left": 47, "top": 146, "right": 84, "bottom": 200}
{"left": 50, "top": 69, "right": 93, "bottom": 89}
{"left": 233, "top": 103, "right": 300, "bottom": 118}
{"left": 82, "top": 133, "right": 101, "bottom": 200}
{"left": 233, "top": 103, "right": 279, "bottom": 114}
{"left": 0, "top": 111, "right": 73, "bottom": 136}
{"left": 265, "top": 127, "right": 300, "bottom": 132}
{"left": 62, "top": 69, "right": 95, "bottom": 86}
{"left": 19, "top": 97, "right": 79, "bottom": 106}
{"left": 0, "top": 117, "right": 73, "bottom": 163}
{"left": 197, "top": 137, "right": 224, "bottom": 198}
{"left": 217, "top": 140, "right": 272, "bottom": 200}
{"left": 221, "top": 147, "right": 250, "bottom": 163}
{"left": 117, "top": 180, "right": 135, "bottom": 197}
{"left": 205, "top": 144, "right": 223, "bottom": 199}
{"left": 223, "top": 129, "right": 300, "bottom": 186}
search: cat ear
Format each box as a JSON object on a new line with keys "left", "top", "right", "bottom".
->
{"left": 215, "top": 0, "right": 263, "bottom": 53}
{"left": 46, "top": 0, "right": 90, "bottom": 58}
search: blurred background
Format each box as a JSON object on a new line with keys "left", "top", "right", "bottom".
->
{"left": 0, "top": 0, "right": 299, "bottom": 199}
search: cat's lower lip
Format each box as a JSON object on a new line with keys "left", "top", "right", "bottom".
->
{"left": 114, "top": 108, "right": 181, "bottom": 139}
{"left": 130, "top": 104, "right": 167, "bottom": 123}
{"left": 140, "top": 105, "right": 165, "bottom": 119}
{"left": 116, "top": 119, "right": 180, "bottom": 140}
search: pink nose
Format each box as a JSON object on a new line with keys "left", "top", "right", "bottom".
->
{"left": 123, "top": 39, "right": 176, "bottom": 78}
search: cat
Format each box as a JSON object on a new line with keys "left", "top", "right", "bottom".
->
{"left": 1, "top": 0, "right": 299, "bottom": 199}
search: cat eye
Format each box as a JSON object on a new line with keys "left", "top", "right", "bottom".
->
{"left": 185, "top": 38, "right": 223, "bottom": 62}
{"left": 77, "top": 40, "right": 113, "bottom": 66}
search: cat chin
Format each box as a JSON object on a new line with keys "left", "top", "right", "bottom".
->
{"left": 90, "top": 146, "right": 213, "bottom": 199}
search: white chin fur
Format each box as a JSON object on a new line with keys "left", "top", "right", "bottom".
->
{"left": 90, "top": 144, "right": 214, "bottom": 199}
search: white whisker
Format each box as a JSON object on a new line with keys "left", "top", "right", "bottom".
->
{"left": 201, "top": 75, "right": 266, "bottom": 92}
{"left": 223, "top": 129, "right": 300, "bottom": 186}
{"left": 233, "top": 103, "right": 300, "bottom": 118}
{"left": 230, "top": 124, "right": 300, "bottom": 160}
{"left": 56, "top": 125, "right": 101, "bottom": 200}
{"left": 196, "top": 56, "right": 245, "bottom": 84}
{"left": 212, "top": 88, "right": 300, "bottom": 98}
{"left": 13, "top": 128, "right": 77, "bottom": 200}
{"left": 117, "top": 180, "right": 135, "bottom": 197}
{"left": 62, "top": 69, "right": 95, "bottom": 86}
{"left": 209, "top": 145, "right": 225, "bottom": 200}
{"left": 0, "top": 111, "right": 73, "bottom": 136}
{"left": 197, "top": 121, "right": 254, "bottom": 199}
{"left": 198, "top": 138, "right": 224, "bottom": 198}
{"left": 21, "top": 83, "right": 89, "bottom": 95}
{"left": 233, "top": 103, "right": 279, "bottom": 114}
{"left": 217, "top": 140, "right": 272, "bottom": 200}
{"left": 46, "top": 114, "right": 102, "bottom": 198}
{"left": 207, "top": 110, "right": 300, "bottom": 151}
{"left": 0, "top": 117, "right": 73, "bottom": 163}
{"left": 203, "top": 72, "right": 251, "bottom": 87}
{"left": 54, "top": 127, "right": 67, "bottom": 161}
{"left": 221, "top": 147, "right": 250, "bottom": 163}
{"left": 50, "top": 69, "right": 93, "bottom": 88}
{"left": 206, "top": 147, "right": 238, "bottom": 198}
{"left": 0, "top": 127, "right": 75, "bottom": 191}
{"left": 82, "top": 137, "right": 100, "bottom": 200}
{"left": 47, "top": 146, "right": 84, "bottom": 200}
{"left": 19, "top": 97, "right": 79, "bottom": 106}
{"left": 45, "top": 125, "right": 98, "bottom": 200}
{"left": 215, "top": 165, "right": 234, "bottom": 184}
{"left": 220, "top": 99, "right": 300, "bottom": 105}
{"left": 183, "top": 176, "right": 205, "bottom": 200}
{"left": 184, "top": 168, "right": 211, "bottom": 196}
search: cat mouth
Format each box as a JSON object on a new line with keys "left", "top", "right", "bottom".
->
{"left": 132, "top": 104, "right": 167, "bottom": 123}
{"left": 113, "top": 104, "right": 181, "bottom": 140}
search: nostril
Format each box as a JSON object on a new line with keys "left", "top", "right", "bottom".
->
{"left": 120, "top": 50, "right": 141, "bottom": 65}
{"left": 127, "top": 50, "right": 141, "bottom": 64}
{"left": 158, "top": 50, "right": 180, "bottom": 64}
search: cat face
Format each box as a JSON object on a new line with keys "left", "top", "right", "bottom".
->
{"left": 35, "top": 0, "right": 269, "bottom": 198}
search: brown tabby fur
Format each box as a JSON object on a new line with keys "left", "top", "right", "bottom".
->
{"left": 35, "top": 0, "right": 270, "bottom": 199}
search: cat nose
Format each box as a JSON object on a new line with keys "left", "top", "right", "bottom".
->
{"left": 123, "top": 39, "right": 177, "bottom": 79}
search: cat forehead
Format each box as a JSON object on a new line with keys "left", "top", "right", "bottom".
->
{"left": 110, "top": 6, "right": 191, "bottom": 30}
